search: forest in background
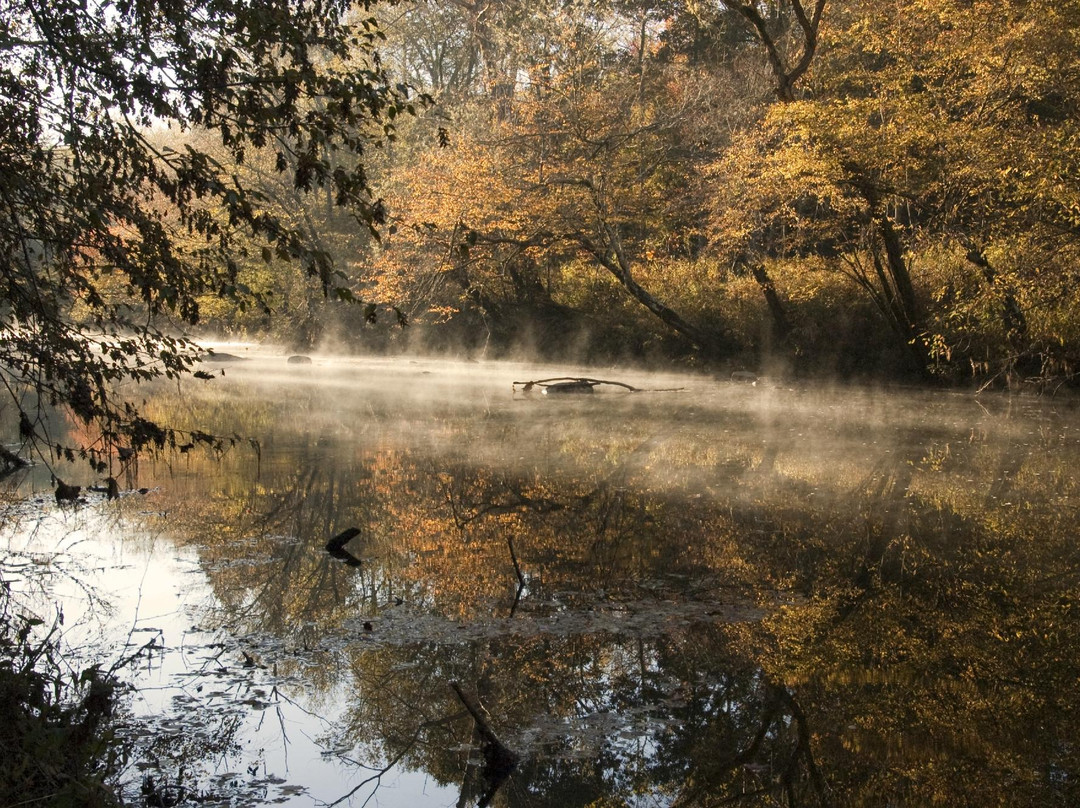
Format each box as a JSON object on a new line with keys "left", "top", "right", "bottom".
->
{"left": 0, "top": 0, "right": 1076, "bottom": 475}
{"left": 3, "top": 3, "right": 1079, "bottom": 803}
{"left": 186, "top": 0, "right": 1080, "bottom": 387}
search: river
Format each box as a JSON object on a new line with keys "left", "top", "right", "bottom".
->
{"left": 3, "top": 351, "right": 1078, "bottom": 806}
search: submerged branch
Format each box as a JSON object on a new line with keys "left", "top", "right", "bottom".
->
{"left": 507, "top": 536, "right": 526, "bottom": 617}
{"left": 507, "top": 536, "right": 525, "bottom": 588}
{"left": 450, "top": 681, "right": 521, "bottom": 790}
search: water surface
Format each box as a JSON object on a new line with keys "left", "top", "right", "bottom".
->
{"left": 4, "top": 354, "right": 1078, "bottom": 806}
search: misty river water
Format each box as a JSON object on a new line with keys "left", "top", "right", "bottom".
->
{"left": 3, "top": 351, "right": 1079, "bottom": 807}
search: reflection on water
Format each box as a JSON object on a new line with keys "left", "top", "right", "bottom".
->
{"left": 4, "top": 355, "right": 1080, "bottom": 806}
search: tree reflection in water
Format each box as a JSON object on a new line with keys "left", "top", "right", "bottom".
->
{"left": 15, "top": 359, "right": 1079, "bottom": 806}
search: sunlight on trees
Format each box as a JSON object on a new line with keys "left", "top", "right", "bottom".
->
{"left": 4, "top": 0, "right": 1080, "bottom": 481}
{"left": 368, "top": 0, "right": 1080, "bottom": 381}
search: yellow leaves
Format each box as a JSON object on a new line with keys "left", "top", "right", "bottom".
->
{"left": 371, "top": 64, "right": 707, "bottom": 327}
{"left": 425, "top": 305, "right": 459, "bottom": 323}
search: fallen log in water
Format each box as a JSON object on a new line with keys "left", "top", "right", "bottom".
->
{"left": 196, "top": 352, "right": 246, "bottom": 362}
{"left": 512, "top": 377, "right": 683, "bottom": 394}
{"left": 543, "top": 379, "right": 595, "bottom": 394}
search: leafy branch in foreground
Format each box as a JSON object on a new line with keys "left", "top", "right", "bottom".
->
{"left": 0, "top": 0, "right": 414, "bottom": 470}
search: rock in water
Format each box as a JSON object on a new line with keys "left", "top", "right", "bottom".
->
{"left": 730, "top": 371, "right": 758, "bottom": 384}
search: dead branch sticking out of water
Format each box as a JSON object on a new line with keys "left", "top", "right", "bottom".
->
{"left": 507, "top": 537, "right": 525, "bottom": 588}
{"left": 512, "top": 377, "right": 683, "bottom": 394}
{"left": 54, "top": 479, "right": 81, "bottom": 503}
{"left": 507, "top": 536, "right": 527, "bottom": 617}
{"left": 326, "top": 527, "right": 361, "bottom": 552}
{"left": 325, "top": 527, "right": 363, "bottom": 566}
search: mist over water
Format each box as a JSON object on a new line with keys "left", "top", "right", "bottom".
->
{"left": 5, "top": 352, "right": 1079, "bottom": 806}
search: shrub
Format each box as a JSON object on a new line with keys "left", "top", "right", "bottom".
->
{"left": 0, "top": 594, "right": 122, "bottom": 807}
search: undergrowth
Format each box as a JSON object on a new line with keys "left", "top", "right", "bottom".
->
{"left": 0, "top": 578, "right": 123, "bottom": 807}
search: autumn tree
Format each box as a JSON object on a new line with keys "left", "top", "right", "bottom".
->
{"left": 372, "top": 0, "right": 781, "bottom": 359}
{"left": 171, "top": 125, "right": 403, "bottom": 350}
{"left": 0, "top": 0, "right": 411, "bottom": 471}
{"left": 372, "top": 0, "right": 1080, "bottom": 380}
{"left": 379, "top": 1, "right": 484, "bottom": 102}
{"left": 709, "top": 0, "right": 1080, "bottom": 380}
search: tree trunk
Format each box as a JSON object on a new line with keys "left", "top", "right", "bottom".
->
{"left": 457, "top": 0, "right": 514, "bottom": 120}
{"left": 733, "top": 0, "right": 827, "bottom": 103}
{"left": 873, "top": 213, "right": 932, "bottom": 376}
{"left": 965, "top": 246, "right": 1028, "bottom": 346}
{"left": 748, "top": 261, "right": 793, "bottom": 342}
{"left": 580, "top": 219, "right": 736, "bottom": 358}
{"left": 726, "top": 2, "right": 828, "bottom": 335}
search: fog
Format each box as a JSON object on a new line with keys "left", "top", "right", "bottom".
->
{"left": 183, "top": 344, "right": 1053, "bottom": 499}
{"left": 7, "top": 348, "right": 1079, "bottom": 807}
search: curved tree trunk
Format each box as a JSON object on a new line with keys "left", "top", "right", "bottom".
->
{"left": 873, "top": 210, "right": 932, "bottom": 377}
{"left": 733, "top": 0, "right": 828, "bottom": 102}
{"left": 578, "top": 216, "right": 737, "bottom": 358}
{"left": 725, "top": 1, "right": 830, "bottom": 339}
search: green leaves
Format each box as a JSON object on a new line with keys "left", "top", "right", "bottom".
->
{"left": 0, "top": 0, "right": 413, "bottom": 467}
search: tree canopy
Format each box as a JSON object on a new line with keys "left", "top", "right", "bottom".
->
{"left": 5, "top": 0, "right": 1080, "bottom": 479}
{"left": 368, "top": 0, "right": 1080, "bottom": 380}
{"left": 0, "top": 0, "right": 412, "bottom": 471}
